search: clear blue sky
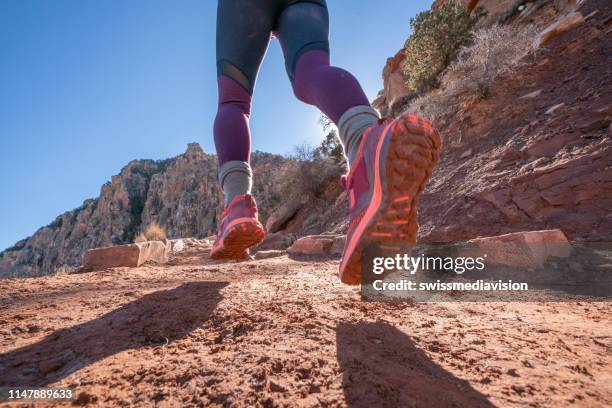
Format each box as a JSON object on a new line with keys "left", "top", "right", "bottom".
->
{"left": 0, "top": 0, "right": 432, "bottom": 250}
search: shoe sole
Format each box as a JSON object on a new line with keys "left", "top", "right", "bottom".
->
{"left": 339, "top": 114, "right": 441, "bottom": 284}
{"left": 210, "top": 219, "right": 265, "bottom": 260}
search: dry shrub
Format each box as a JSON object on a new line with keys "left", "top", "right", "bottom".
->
{"left": 260, "top": 122, "right": 346, "bottom": 228}
{"left": 287, "top": 144, "right": 341, "bottom": 198}
{"left": 54, "top": 265, "right": 73, "bottom": 275}
{"left": 408, "top": 24, "right": 537, "bottom": 121}
{"left": 445, "top": 24, "right": 537, "bottom": 98}
{"left": 407, "top": 91, "right": 450, "bottom": 123}
{"left": 134, "top": 222, "right": 167, "bottom": 243}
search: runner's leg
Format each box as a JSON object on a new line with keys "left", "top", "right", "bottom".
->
{"left": 215, "top": 0, "right": 274, "bottom": 205}
{"left": 275, "top": 0, "right": 380, "bottom": 164}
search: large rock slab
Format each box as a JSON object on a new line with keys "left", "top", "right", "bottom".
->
{"left": 288, "top": 235, "right": 340, "bottom": 256}
{"left": 82, "top": 241, "right": 169, "bottom": 272}
{"left": 462, "top": 229, "right": 572, "bottom": 269}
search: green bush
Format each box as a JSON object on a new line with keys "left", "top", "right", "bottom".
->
{"left": 401, "top": 1, "right": 477, "bottom": 94}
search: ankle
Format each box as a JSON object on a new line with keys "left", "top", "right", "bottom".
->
{"left": 219, "top": 161, "right": 252, "bottom": 206}
{"left": 337, "top": 106, "right": 380, "bottom": 167}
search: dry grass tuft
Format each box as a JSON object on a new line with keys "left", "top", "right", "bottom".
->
{"left": 134, "top": 222, "right": 167, "bottom": 243}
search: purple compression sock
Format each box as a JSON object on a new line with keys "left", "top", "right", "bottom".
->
{"left": 292, "top": 50, "right": 371, "bottom": 123}
{"left": 213, "top": 75, "right": 252, "bottom": 165}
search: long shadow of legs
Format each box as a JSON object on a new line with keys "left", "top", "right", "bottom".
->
{"left": 337, "top": 321, "right": 496, "bottom": 408}
{"left": 0, "top": 281, "right": 227, "bottom": 387}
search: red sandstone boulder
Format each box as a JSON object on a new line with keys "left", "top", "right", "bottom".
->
{"left": 288, "top": 235, "right": 335, "bottom": 256}
{"left": 462, "top": 229, "right": 572, "bottom": 269}
{"left": 266, "top": 199, "right": 304, "bottom": 233}
{"left": 82, "top": 241, "right": 169, "bottom": 272}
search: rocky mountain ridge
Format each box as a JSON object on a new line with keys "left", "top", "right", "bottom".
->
{"left": 0, "top": 144, "right": 289, "bottom": 278}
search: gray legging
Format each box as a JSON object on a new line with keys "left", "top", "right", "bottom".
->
{"left": 216, "top": 0, "right": 329, "bottom": 94}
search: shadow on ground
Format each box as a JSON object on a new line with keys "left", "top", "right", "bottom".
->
{"left": 336, "top": 321, "right": 496, "bottom": 407}
{"left": 0, "top": 281, "right": 227, "bottom": 387}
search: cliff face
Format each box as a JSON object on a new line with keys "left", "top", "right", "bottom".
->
{"left": 332, "top": 0, "right": 612, "bottom": 244}
{"left": 407, "top": 0, "right": 612, "bottom": 242}
{"left": 138, "top": 144, "right": 220, "bottom": 241}
{"left": 372, "top": 49, "right": 410, "bottom": 116}
{"left": 0, "top": 144, "right": 288, "bottom": 279}
{"left": 375, "top": 0, "right": 581, "bottom": 115}
{"left": 418, "top": 17, "right": 611, "bottom": 242}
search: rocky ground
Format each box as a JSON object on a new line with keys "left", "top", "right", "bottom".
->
{"left": 1, "top": 240, "right": 610, "bottom": 407}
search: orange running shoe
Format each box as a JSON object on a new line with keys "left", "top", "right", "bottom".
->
{"left": 339, "top": 113, "right": 441, "bottom": 284}
{"left": 210, "top": 194, "right": 265, "bottom": 259}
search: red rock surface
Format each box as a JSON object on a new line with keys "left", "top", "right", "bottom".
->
{"left": 463, "top": 229, "right": 572, "bottom": 269}
{"left": 535, "top": 11, "right": 585, "bottom": 47}
{"left": 373, "top": 49, "right": 409, "bottom": 113}
{"left": 418, "top": 0, "right": 611, "bottom": 243}
{"left": 288, "top": 235, "right": 335, "bottom": 256}
{"left": 1, "top": 0, "right": 610, "bottom": 285}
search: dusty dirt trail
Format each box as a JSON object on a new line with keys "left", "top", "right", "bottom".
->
{"left": 0, "top": 241, "right": 610, "bottom": 407}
